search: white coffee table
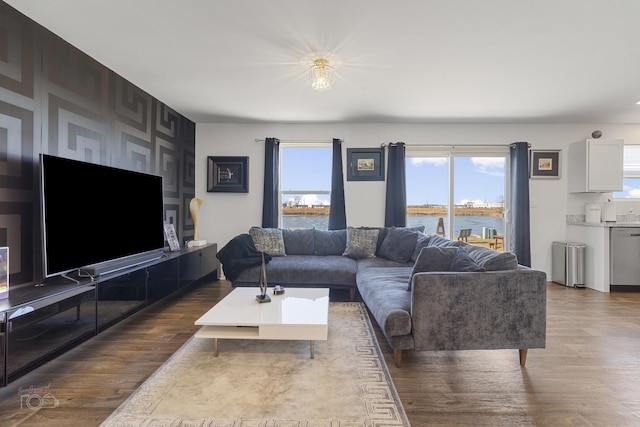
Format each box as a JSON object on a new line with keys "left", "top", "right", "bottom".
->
{"left": 194, "top": 287, "right": 329, "bottom": 358}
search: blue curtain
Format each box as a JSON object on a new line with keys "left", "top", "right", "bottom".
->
{"left": 328, "top": 138, "right": 347, "bottom": 230}
{"left": 384, "top": 142, "right": 407, "bottom": 227}
{"left": 261, "top": 137, "right": 280, "bottom": 228}
{"left": 509, "top": 142, "right": 531, "bottom": 267}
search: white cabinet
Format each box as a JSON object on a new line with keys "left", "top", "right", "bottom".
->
{"left": 568, "top": 139, "right": 623, "bottom": 193}
{"left": 566, "top": 224, "right": 611, "bottom": 292}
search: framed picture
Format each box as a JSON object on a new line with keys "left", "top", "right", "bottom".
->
{"left": 207, "top": 156, "right": 249, "bottom": 192}
{"left": 347, "top": 148, "right": 385, "bottom": 181}
{"left": 530, "top": 150, "right": 561, "bottom": 179}
{"left": 0, "top": 246, "right": 8, "bottom": 300}
{"left": 164, "top": 224, "right": 180, "bottom": 251}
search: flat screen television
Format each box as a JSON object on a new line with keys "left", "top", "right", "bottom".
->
{"left": 40, "top": 154, "right": 166, "bottom": 278}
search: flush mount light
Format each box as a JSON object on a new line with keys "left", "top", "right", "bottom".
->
{"left": 308, "top": 58, "right": 334, "bottom": 91}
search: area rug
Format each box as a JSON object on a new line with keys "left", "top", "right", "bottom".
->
{"left": 101, "top": 302, "right": 410, "bottom": 427}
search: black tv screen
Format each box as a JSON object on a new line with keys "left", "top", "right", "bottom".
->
{"left": 40, "top": 154, "right": 165, "bottom": 278}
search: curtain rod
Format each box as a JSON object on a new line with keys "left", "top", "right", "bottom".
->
{"left": 253, "top": 139, "right": 528, "bottom": 148}
{"left": 254, "top": 139, "right": 336, "bottom": 144}
{"left": 381, "top": 142, "right": 530, "bottom": 148}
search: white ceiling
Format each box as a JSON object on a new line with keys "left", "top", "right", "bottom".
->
{"left": 6, "top": 0, "right": 640, "bottom": 124}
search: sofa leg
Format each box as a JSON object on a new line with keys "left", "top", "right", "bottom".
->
{"left": 519, "top": 348, "right": 528, "bottom": 366}
{"left": 349, "top": 288, "right": 355, "bottom": 302}
{"left": 394, "top": 349, "right": 402, "bottom": 368}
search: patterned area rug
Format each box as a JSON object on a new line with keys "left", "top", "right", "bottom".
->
{"left": 101, "top": 302, "right": 410, "bottom": 426}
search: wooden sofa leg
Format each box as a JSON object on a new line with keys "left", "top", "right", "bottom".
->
{"left": 519, "top": 348, "right": 528, "bottom": 367}
{"left": 394, "top": 349, "right": 402, "bottom": 368}
{"left": 349, "top": 288, "right": 355, "bottom": 302}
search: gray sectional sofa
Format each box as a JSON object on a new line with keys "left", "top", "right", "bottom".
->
{"left": 220, "top": 226, "right": 547, "bottom": 368}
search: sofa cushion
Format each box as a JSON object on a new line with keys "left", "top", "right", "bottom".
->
{"left": 343, "top": 227, "right": 379, "bottom": 259}
{"left": 463, "top": 244, "right": 518, "bottom": 271}
{"left": 313, "top": 229, "right": 346, "bottom": 255}
{"left": 408, "top": 246, "right": 458, "bottom": 290}
{"left": 427, "top": 234, "right": 464, "bottom": 248}
{"left": 450, "top": 247, "right": 486, "bottom": 272}
{"left": 378, "top": 226, "right": 420, "bottom": 263}
{"left": 249, "top": 226, "right": 286, "bottom": 256}
{"left": 356, "top": 257, "right": 413, "bottom": 269}
{"left": 233, "top": 255, "right": 357, "bottom": 287}
{"left": 358, "top": 225, "right": 425, "bottom": 256}
{"left": 358, "top": 226, "right": 386, "bottom": 255}
{"left": 411, "top": 233, "right": 431, "bottom": 262}
{"left": 282, "top": 228, "right": 315, "bottom": 255}
{"left": 356, "top": 267, "right": 413, "bottom": 337}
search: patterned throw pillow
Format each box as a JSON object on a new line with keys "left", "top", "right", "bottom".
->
{"left": 248, "top": 226, "right": 286, "bottom": 257}
{"left": 342, "top": 227, "right": 379, "bottom": 259}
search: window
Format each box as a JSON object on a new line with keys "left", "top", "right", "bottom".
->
{"left": 280, "top": 144, "right": 332, "bottom": 229}
{"left": 406, "top": 146, "right": 509, "bottom": 250}
{"left": 613, "top": 145, "right": 640, "bottom": 198}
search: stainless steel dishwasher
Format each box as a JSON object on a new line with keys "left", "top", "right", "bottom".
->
{"left": 610, "top": 227, "right": 640, "bottom": 290}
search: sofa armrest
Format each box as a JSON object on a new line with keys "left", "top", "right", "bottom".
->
{"left": 410, "top": 269, "right": 546, "bottom": 352}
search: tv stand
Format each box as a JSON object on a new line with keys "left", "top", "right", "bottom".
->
{"left": 0, "top": 244, "right": 218, "bottom": 387}
{"left": 78, "top": 250, "right": 164, "bottom": 278}
{"left": 60, "top": 273, "right": 80, "bottom": 285}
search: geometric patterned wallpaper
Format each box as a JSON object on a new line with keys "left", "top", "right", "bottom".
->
{"left": 0, "top": 2, "right": 196, "bottom": 286}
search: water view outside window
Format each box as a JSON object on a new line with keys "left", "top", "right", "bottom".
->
{"left": 280, "top": 146, "right": 507, "bottom": 250}
{"left": 407, "top": 155, "right": 506, "bottom": 250}
{"left": 281, "top": 146, "right": 332, "bottom": 230}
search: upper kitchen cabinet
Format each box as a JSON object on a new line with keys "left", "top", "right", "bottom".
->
{"left": 568, "top": 139, "right": 624, "bottom": 193}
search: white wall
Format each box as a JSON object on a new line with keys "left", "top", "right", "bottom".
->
{"left": 195, "top": 123, "right": 640, "bottom": 278}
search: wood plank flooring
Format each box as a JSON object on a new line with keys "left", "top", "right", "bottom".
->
{"left": 1, "top": 280, "right": 640, "bottom": 426}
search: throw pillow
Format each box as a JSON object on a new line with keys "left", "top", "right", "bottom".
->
{"left": 408, "top": 246, "right": 458, "bottom": 290}
{"left": 361, "top": 226, "right": 426, "bottom": 256}
{"left": 482, "top": 252, "right": 518, "bottom": 271}
{"left": 282, "top": 228, "right": 315, "bottom": 255}
{"left": 313, "top": 229, "right": 347, "bottom": 255}
{"left": 464, "top": 245, "right": 519, "bottom": 271}
{"left": 342, "top": 227, "right": 379, "bottom": 259}
{"left": 248, "top": 226, "right": 286, "bottom": 257}
{"left": 411, "top": 233, "right": 431, "bottom": 262}
{"left": 427, "top": 234, "right": 463, "bottom": 248}
{"left": 359, "top": 226, "right": 386, "bottom": 255}
{"left": 379, "top": 226, "right": 420, "bottom": 263}
{"left": 450, "top": 248, "right": 486, "bottom": 272}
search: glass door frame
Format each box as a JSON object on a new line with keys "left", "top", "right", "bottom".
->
{"left": 406, "top": 145, "right": 511, "bottom": 247}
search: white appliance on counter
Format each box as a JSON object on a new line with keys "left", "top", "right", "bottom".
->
{"left": 584, "top": 203, "right": 602, "bottom": 224}
{"left": 610, "top": 227, "right": 640, "bottom": 290}
{"left": 602, "top": 200, "right": 616, "bottom": 222}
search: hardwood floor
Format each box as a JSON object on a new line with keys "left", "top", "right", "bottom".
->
{"left": 1, "top": 279, "right": 640, "bottom": 426}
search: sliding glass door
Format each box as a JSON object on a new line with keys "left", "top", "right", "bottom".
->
{"left": 406, "top": 147, "right": 509, "bottom": 250}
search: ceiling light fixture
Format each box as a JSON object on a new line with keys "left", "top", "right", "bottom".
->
{"left": 308, "top": 58, "right": 334, "bottom": 91}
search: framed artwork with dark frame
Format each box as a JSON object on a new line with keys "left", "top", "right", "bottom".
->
{"left": 207, "top": 156, "right": 249, "bottom": 192}
{"left": 530, "top": 150, "right": 561, "bottom": 179}
{"left": 347, "top": 148, "right": 385, "bottom": 181}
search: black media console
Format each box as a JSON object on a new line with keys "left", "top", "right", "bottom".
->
{"left": 0, "top": 244, "right": 218, "bottom": 387}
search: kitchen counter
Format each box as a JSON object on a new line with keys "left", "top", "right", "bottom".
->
{"left": 566, "top": 215, "right": 640, "bottom": 227}
{"left": 568, "top": 222, "right": 640, "bottom": 227}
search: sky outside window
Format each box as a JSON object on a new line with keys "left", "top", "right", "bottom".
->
{"left": 281, "top": 146, "right": 331, "bottom": 206}
{"left": 406, "top": 156, "right": 505, "bottom": 206}
{"left": 614, "top": 145, "right": 640, "bottom": 198}
{"left": 281, "top": 149, "right": 506, "bottom": 207}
